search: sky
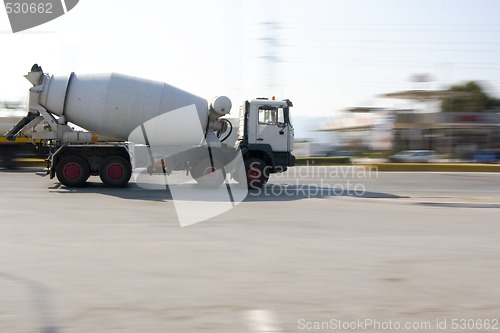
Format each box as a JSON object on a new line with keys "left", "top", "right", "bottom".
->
{"left": 1, "top": 0, "right": 500, "bottom": 129}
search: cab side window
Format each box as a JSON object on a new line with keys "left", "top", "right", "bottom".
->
{"left": 258, "top": 107, "right": 285, "bottom": 127}
{"left": 258, "top": 108, "right": 277, "bottom": 125}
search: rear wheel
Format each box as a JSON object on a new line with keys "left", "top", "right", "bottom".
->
{"left": 56, "top": 155, "right": 90, "bottom": 187}
{"left": 99, "top": 156, "right": 132, "bottom": 187}
{"left": 192, "top": 157, "right": 226, "bottom": 188}
{"left": 245, "top": 158, "right": 269, "bottom": 189}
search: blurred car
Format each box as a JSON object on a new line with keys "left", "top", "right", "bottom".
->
{"left": 469, "top": 150, "right": 500, "bottom": 164}
{"left": 388, "top": 150, "right": 437, "bottom": 163}
{"left": 325, "top": 150, "right": 354, "bottom": 157}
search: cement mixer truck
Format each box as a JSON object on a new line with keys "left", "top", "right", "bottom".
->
{"left": 5, "top": 64, "right": 295, "bottom": 188}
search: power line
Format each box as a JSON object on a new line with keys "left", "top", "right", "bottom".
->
{"left": 278, "top": 23, "right": 500, "bottom": 32}
{"left": 283, "top": 59, "right": 500, "bottom": 70}
{"left": 280, "top": 44, "right": 500, "bottom": 53}
{"left": 285, "top": 38, "right": 500, "bottom": 46}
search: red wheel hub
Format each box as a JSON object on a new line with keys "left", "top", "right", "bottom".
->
{"left": 64, "top": 163, "right": 81, "bottom": 180}
{"left": 204, "top": 167, "right": 217, "bottom": 179}
{"left": 107, "top": 164, "right": 124, "bottom": 180}
{"left": 247, "top": 166, "right": 261, "bottom": 180}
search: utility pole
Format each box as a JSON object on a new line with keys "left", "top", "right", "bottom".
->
{"left": 261, "top": 21, "right": 282, "bottom": 93}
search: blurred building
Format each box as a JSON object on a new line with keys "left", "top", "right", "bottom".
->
{"left": 318, "top": 89, "right": 500, "bottom": 155}
{"left": 318, "top": 107, "right": 395, "bottom": 152}
{"left": 393, "top": 111, "right": 500, "bottom": 154}
{"left": 320, "top": 110, "right": 500, "bottom": 154}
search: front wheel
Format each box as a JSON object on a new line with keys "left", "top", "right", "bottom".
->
{"left": 56, "top": 155, "right": 90, "bottom": 187}
{"left": 245, "top": 158, "right": 269, "bottom": 189}
{"left": 99, "top": 156, "right": 132, "bottom": 187}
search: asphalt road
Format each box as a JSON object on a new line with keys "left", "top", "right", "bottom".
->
{"left": 0, "top": 167, "right": 499, "bottom": 332}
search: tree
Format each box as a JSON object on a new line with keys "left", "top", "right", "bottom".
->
{"left": 441, "top": 81, "right": 500, "bottom": 112}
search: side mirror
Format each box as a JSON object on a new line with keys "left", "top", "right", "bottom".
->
{"left": 279, "top": 123, "right": 287, "bottom": 135}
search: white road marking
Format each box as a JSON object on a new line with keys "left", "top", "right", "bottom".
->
{"left": 243, "top": 310, "right": 283, "bottom": 332}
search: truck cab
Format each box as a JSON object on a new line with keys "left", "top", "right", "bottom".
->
{"left": 237, "top": 98, "right": 295, "bottom": 187}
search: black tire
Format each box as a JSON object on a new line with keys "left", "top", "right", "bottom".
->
{"left": 99, "top": 156, "right": 132, "bottom": 187}
{"left": 56, "top": 155, "right": 90, "bottom": 187}
{"left": 245, "top": 157, "right": 269, "bottom": 189}
{"left": 192, "top": 157, "right": 226, "bottom": 188}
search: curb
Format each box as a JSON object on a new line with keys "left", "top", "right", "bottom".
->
{"left": 10, "top": 158, "right": 500, "bottom": 173}
{"left": 361, "top": 163, "right": 500, "bottom": 172}
{"left": 295, "top": 157, "right": 352, "bottom": 165}
{"left": 295, "top": 157, "right": 500, "bottom": 172}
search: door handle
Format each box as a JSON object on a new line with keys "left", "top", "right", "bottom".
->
{"left": 256, "top": 138, "right": 264, "bottom": 141}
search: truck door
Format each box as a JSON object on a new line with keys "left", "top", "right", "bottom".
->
{"left": 255, "top": 105, "right": 291, "bottom": 152}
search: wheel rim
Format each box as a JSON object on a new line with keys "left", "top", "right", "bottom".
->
{"left": 247, "top": 166, "right": 261, "bottom": 180}
{"left": 203, "top": 167, "right": 219, "bottom": 181}
{"left": 64, "top": 163, "right": 81, "bottom": 180}
{"left": 107, "top": 164, "right": 124, "bottom": 180}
